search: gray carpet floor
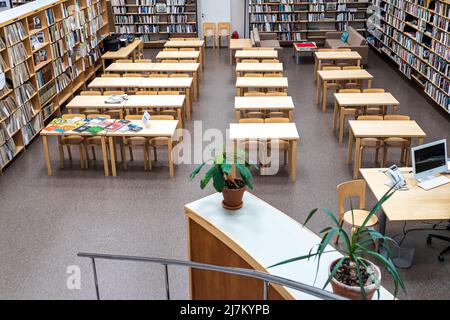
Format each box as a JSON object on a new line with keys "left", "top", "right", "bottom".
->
{"left": 0, "top": 47, "right": 449, "bottom": 300}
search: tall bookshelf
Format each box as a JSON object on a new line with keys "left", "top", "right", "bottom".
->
{"left": 12, "top": 1, "right": 35, "bottom": 7}
{"left": 248, "top": 0, "right": 370, "bottom": 44}
{"left": 367, "top": 0, "right": 449, "bottom": 113}
{"left": 0, "top": 0, "right": 109, "bottom": 172}
{"left": 111, "top": 0, "right": 198, "bottom": 46}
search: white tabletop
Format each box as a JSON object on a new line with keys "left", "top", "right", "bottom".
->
{"left": 236, "top": 63, "right": 283, "bottom": 72}
{"left": 88, "top": 77, "right": 144, "bottom": 88}
{"left": 236, "top": 77, "right": 288, "bottom": 88}
{"left": 235, "top": 50, "right": 278, "bottom": 59}
{"left": 229, "top": 123, "right": 299, "bottom": 140}
{"left": 334, "top": 92, "right": 399, "bottom": 106}
{"left": 156, "top": 51, "right": 201, "bottom": 59}
{"left": 139, "top": 77, "right": 193, "bottom": 88}
{"left": 185, "top": 192, "right": 393, "bottom": 300}
{"left": 125, "top": 95, "right": 185, "bottom": 108}
{"left": 234, "top": 96, "right": 295, "bottom": 110}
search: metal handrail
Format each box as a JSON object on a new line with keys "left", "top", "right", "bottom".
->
{"left": 77, "top": 252, "right": 346, "bottom": 300}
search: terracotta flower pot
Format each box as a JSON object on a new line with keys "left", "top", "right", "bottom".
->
{"left": 329, "top": 258, "right": 381, "bottom": 300}
{"left": 222, "top": 181, "right": 246, "bottom": 210}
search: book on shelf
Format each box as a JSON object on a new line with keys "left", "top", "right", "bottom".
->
{"left": 15, "top": 81, "right": 36, "bottom": 106}
{"left": 5, "top": 22, "right": 27, "bottom": 46}
{"left": 7, "top": 42, "right": 28, "bottom": 68}
{"left": 0, "top": 139, "right": 17, "bottom": 168}
{"left": 11, "top": 62, "right": 31, "bottom": 87}
{"left": 0, "top": 96, "right": 18, "bottom": 121}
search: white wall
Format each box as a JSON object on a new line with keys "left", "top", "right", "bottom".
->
{"left": 198, "top": 0, "right": 231, "bottom": 37}
{"left": 230, "top": 0, "right": 246, "bottom": 37}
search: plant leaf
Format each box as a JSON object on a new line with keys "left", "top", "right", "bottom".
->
{"left": 200, "top": 165, "right": 217, "bottom": 189}
{"left": 221, "top": 163, "right": 232, "bottom": 175}
{"left": 212, "top": 166, "right": 225, "bottom": 192}
{"left": 236, "top": 163, "right": 253, "bottom": 189}
{"left": 189, "top": 162, "right": 206, "bottom": 179}
{"left": 322, "top": 257, "right": 345, "bottom": 290}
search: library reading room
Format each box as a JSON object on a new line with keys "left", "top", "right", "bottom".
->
{"left": 0, "top": 0, "right": 449, "bottom": 304}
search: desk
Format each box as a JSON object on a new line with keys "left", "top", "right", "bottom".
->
{"left": 101, "top": 39, "right": 143, "bottom": 70}
{"left": 229, "top": 39, "right": 253, "bottom": 64}
{"left": 360, "top": 168, "right": 450, "bottom": 236}
{"left": 333, "top": 92, "right": 400, "bottom": 143}
{"left": 155, "top": 51, "right": 202, "bottom": 72}
{"left": 105, "top": 62, "right": 200, "bottom": 99}
{"left": 88, "top": 77, "right": 193, "bottom": 120}
{"left": 348, "top": 121, "right": 426, "bottom": 178}
{"left": 316, "top": 69, "right": 373, "bottom": 112}
{"left": 236, "top": 77, "right": 288, "bottom": 96}
{"left": 236, "top": 63, "right": 283, "bottom": 77}
{"left": 235, "top": 50, "right": 278, "bottom": 63}
{"left": 229, "top": 123, "right": 299, "bottom": 181}
{"left": 164, "top": 40, "right": 205, "bottom": 70}
{"left": 314, "top": 51, "right": 362, "bottom": 80}
{"left": 234, "top": 96, "right": 295, "bottom": 121}
{"left": 185, "top": 192, "right": 393, "bottom": 299}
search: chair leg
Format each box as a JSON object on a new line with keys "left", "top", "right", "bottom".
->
{"left": 375, "top": 147, "right": 380, "bottom": 166}
{"left": 146, "top": 145, "right": 152, "bottom": 170}
{"left": 91, "top": 146, "right": 96, "bottom": 160}
{"left": 79, "top": 145, "right": 85, "bottom": 169}
{"left": 284, "top": 150, "right": 288, "bottom": 165}
{"left": 129, "top": 147, "right": 134, "bottom": 161}
{"left": 153, "top": 146, "right": 157, "bottom": 161}
{"left": 357, "top": 147, "right": 364, "bottom": 175}
{"left": 143, "top": 146, "right": 148, "bottom": 171}
{"left": 122, "top": 147, "right": 128, "bottom": 171}
{"left": 382, "top": 145, "right": 388, "bottom": 168}
{"left": 66, "top": 145, "right": 72, "bottom": 161}
{"left": 58, "top": 143, "right": 65, "bottom": 169}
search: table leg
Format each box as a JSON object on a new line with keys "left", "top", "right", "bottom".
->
{"left": 177, "top": 109, "right": 183, "bottom": 129}
{"left": 109, "top": 137, "right": 117, "bottom": 177}
{"left": 316, "top": 78, "right": 322, "bottom": 104}
{"left": 332, "top": 101, "right": 338, "bottom": 132}
{"left": 237, "top": 87, "right": 241, "bottom": 96}
{"left": 357, "top": 59, "right": 361, "bottom": 67}
{"left": 290, "top": 140, "right": 298, "bottom": 182}
{"left": 368, "top": 79, "right": 372, "bottom": 88}
{"left": 102, "top": 59, "right": 105, "bottom": 71}
{"left": 288, "top": 110, "right": 293, "bottom": 122}
{"left": 235, "top": 110, "right": 241, "bottom": 122}
{"left": 353, "top": 137, "right": 361, "bottom": 179}
{"left": 418, "top": 137, "right": 425, "bottom": 145}
{"left": 194, "top": 71, "right": 199, "bottom": 99}
{"left": 229, "top": 48, "right": 232, "bottom": 65}
{"left": 57, "top": 136, "right": 64, "bottom": 168}
{"left": 101, "top": 136, "right": 109, "bottom": 177}
{"left": 42, "top": 136, "right": 52, "bottom": 176}
{"left": 322, "top": 81, "right": 328, "bottom": 112}
{"left": 315, "top": 60, "right": 321, "bottom": 83}
{"left": 168, "top": 138, "right": 174, "bottom": 178}
{"left": 347, "top": 127, "right": 354, "bottom": 164}
{"left": 184, "top": 99, "right": 190, "bottom": 121}
{"left": 186, "top": 88, "right": 192, "bottom": 114}
{"left": 339, "top": 107, "right": 346, "bottom": 144}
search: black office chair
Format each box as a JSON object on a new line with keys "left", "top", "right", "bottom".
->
{"left": 427, "top": 223, "right": 450, "bottom": 261}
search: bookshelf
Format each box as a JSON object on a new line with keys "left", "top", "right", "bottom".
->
{"left": 12, "top": 1, "right": 35, "bottom": 8}
{"left": 367, "top": 0, "right": 449, "bottom": 113}
{"left": 111, "top": 0, "right": 198, "bottom": 46}
{"left": 0, "top": 0, "right": 109, "bottom": 172}
{"left": 248, "top": 0, "right": 370, "bottom": 44}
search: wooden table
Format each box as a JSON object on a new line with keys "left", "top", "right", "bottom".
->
{"left": 348, "top": 121, "right": 426, "bottom": 178}
{"left": 361, "top": 168, "right": 450, "bottom": 237}
{"left": 236, "top": 62, "right": 283, "bottom": 77}
{"left": 155, "top": 51, "right": 202, "bottom": 72}
{"left": 314, "top": 51, "right": 362, "bottom": 80}
{"left": 105, "top": 62, "right": 200, "bottom": 99}
{"left": 87, "top": 77, "right": 194, "bottom": 120}
{"left": 333, "top": 92, "right": 400, "bottom": 143}
{"left": 234, "top": 96, "right": 295, "bottom": 121}
{"left": 235, "top": 50, "right": 278, "bottom": 63}
{"left": 229, "top": 123, "right": 299, "bottom": 181}
{"left": 236, "top": 77, "right": 288, "bottom": 96}
{"left": 186, "top": 192, "right": 393, "bottom": 300}
{"left": 164, "top": 40, "right": 205, "bottom": 70}
{"left": 101, "top": 39, "right": 143, "bottom": 70}
{"left": 229, "top": 38, "right": 253, "bottom": 64}
{"left": 316, "top": 69, "right": 373, "bottom": 112}
{"left": 107, "top": 120, "right": 179, "bottom": 177}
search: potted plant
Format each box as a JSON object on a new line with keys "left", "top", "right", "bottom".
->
{"left": 189, "top": 150, "right": 257, "bottom": 210}
{"left": 268, "top": 187, "right": 406, "bottom": 300}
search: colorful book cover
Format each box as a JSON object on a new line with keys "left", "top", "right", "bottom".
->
{"left": 105, "top": 122, "right": 125, "bottom": 132}
{"left": 72, "top": 125, "right": 90, "bottom": 133}
{"left": 42, "top": 124, "right": 60, "bottom": 131}
{"left": 61, "top": 124, "right": 76, "bottom": 132}
{"left": 86, "top": 126, "right": 104, "bottom": 134}
{"left": 50, "top": 118, "right": 66, "bottom": 125}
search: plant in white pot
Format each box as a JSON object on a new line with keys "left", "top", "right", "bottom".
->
{"left": 268, "top": 187, "right": 406, "bottom": 300}
{"left": 189, "top": 150, "right": 257, "bottom": 210}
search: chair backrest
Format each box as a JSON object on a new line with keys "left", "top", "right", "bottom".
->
{"left": 158, "top": 91, "right": 180, "bottom": 95}
{"left": 262, "top": 59, "right": 279, "bottom": 63}
{"left": 338, "top": 89, "right": 361, "bottom": 93}
{"left": 162, "top": 59, "right": 179, "bottom": 63}
{"left": 384, "top": 115, "right": 410, "bottom": 120}
{"left": 80, "top": 91, "right": 101, "bottom": 96}
{"left": 335, "top": 48, "right": 352, "bottom": 52}
{"left": 104, "top": 90, "right": 125, "bottom": 95}
{"left": 264, "top": 72, "right": 283, "bottom": 77}
{"left": 147, "top": 74, "right": 169, "bottom": 78}
{"left": 180, "top": 59, "right": 198, "bottom": 63}
{"left": 62, "top": 113, "right": 86, "bottom": 119}
{"left": 244, "top": 91, "right": 265, "bottom": 97}
{"left": 265, "top": 92, "right": 287, "bottom": 96}
{"left": 88, "top": 114, "right": 111, "bottom": 119}
{"left": 101, "top": 74, "right": 121, "bottom": 77}
{"left": 357, "top": 115, "right": 383, "bottom": 120}
{"left": 362, "top": 88, "right": 385, "bottom": 93}
{"left": 258, "top": 47, "right": 274, "bottom": 50}
{"left": 136, "top": 91, "right": 158, "bottom": 95}
{"left": 337, "top": 179, "right": 366, "bottom": 216}
{"left": 163, "top": 48, "right": 178, "bottom": 51}
{"left": 241, "top": 59, "right": 259, "bottom": 63}
{"left": 123, "top": 73, "right": 142, "bottom": 78}
{"left": 151, "top": 115, "right": 175, "bottom": 120}
{"left": 170, "top": 38, "right": 184, "bottom": 41}
{"left": 169, "top": 73, "right": 189, "bottom": 78}
{"left": 244, "top": 73, "right": 263, "bottom": 77}
{"left": 218, "top": 22, "right": 230, "bottom": 36}
{"left": 243, "top": 47, "right": 259, "bottom": 51}
{"left": 203, "top": 22, "right": 216, "bottom": 37}
{"left": 239, "top": 118, "right": 264, "bottom": 123}
{"left": 322, "top": 66, "right": 341, "bottom": 71}
{"left": 116, "top": 59, "right": 133, "bottom": 63}
{"left": 136, "top": 59, "right": 152, "bottom": 63}
{"left": 342, "top": 66, "right": 362, "bottom": 70}
{"left": 179, "top": 48, "right": 195, "bottom": 51}
{"left": 264, "top": 117, "right": 289, "bottom": 123}
{"left": 125, "top": 115, "right": 142, "bottom": 120}
{"left": 318, "top": 48, "right": 334, "bottom": 52}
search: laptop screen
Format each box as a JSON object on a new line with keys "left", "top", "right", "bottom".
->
{"left": 414, "top": 141, "right": 447, "bottom": 174}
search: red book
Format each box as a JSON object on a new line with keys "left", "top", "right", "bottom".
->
{"left": 295, "top": 42, "right": 317, "bottom": 50}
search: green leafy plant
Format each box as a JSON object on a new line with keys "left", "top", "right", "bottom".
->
{"left": 189, "top": 150, "right": 257, "bottom": 192}
{"left": 268, "top": 187, "right": 406, "bottom": 300}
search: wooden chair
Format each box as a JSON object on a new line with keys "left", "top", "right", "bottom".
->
{"left": 262, "top": 59, "right": 279, "bottom": 63}
{"left": 335, "top": 180, "right": 379, "bottom": 248}
{"left": 322, "top": 66, "right": 342, "bottom": 105}
{"left": 136, "top": 91, "right": 158, "bottom": 95}
{"left": 116, "top": 59, "right": 133, "bottom": 63}
{"left": 85, "top": 114, "right": 111, "bottom": 161}
{"left": 318, "top": 48, "right": 337, "bottom": 68}
{"left": 122, "top": 73, "right": 142, "bottom": 94}
{"left": 356, "top": 115, "right": 384, "bottom": 170}
{"left": 203, "top": 22, "right": 216, "bottom": 48}
{"left": 237, "top": 118, "right": 267, "bottom": 166}
{"left": 148, "top": 115, "right": 176, "bottom": 162}
{"left": 335, "top": 48, "right": 352, "bottom": 52}
{"left": 334, "top": 89, "right": 361, "bottom": 138}
{"left": 101, "top": 73, "right": 121, "bottom": 77}
{"left": 217, "top": 22, "right": 231, "bottom": 48}
{"left": 238, "top": 118, "right": 264, "bottom": 123}
{"left": 264, "top": 117, "right": 290, "bottom": 166}
{"left": 241, "top": 59, "right": 259, "bottom": 63}
{"left": 179, "top": 59, "right": 198, "bottom": 63}
{"left": 103, "top": 91, "right": 125, "bottom": 119}
{"left": 244, "top": 73, "right": 263, "bottom": 77}
{"left": 137, "top": 41, "right": 144, "bottom": 59}
{"left": 162, "top": 59, "right": 179, "bottom": 63}
{"left": 157, "top": 91, "right": 179, "bottom": 117}
{"left": 362, "top": 88, "right": 388, "bottom": 115}
{"left": 265, "top": 92, "right": 287, "bottom": 96}
{"left": 78, "top": 91, "right": 102, "bottom": 115}
{"left": 382, "top": 115, "right": 411, "bottom": 167}
{"left": 121, "top": 115, "right": 151, "bottom": 171}
{"left": 163, "top": 48, "right": 178, "bottom": 51}
{"left": 147, "top": 74, "right": 169, "bottom": 78}
{"left": 136, "top": 59, "right": 152, "bottom": 63}
{"left": 264, "top": 72, "right": 283, "bottom": 77}
{"left": 59, "top": 114, "right": 88, "bottom": 169}
{"left": 179, "top": 48, "right": 195, "bottom": 51}
{"left": 342, "top": 66, "right": 363, "bottom": 89}
{"left": 244, "top": 91, "right": 265, "bottom": 97}
{"left": 169, "top": 74, "right": 189, "bottom": 78}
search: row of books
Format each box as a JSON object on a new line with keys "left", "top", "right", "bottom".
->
{"left": 15, "top": 81, "right": 36, "bottom": 106}
{"left": 8, "top": 42, "right": 28, "bottom": 68}
{"left": 36, "top": 64, "right": 53, "bottom": 89}
{"left": 56, "top": 73, "right": 71, "bottom": 93}
{"left": 41, "top": 102, "right": 56, "bottom": 121}
{"left": 39, "top": 81, "right": 57, "bottom": 106}
{"left": 0, "top": 139, "right": 17, "bottom": 168}
{"left": 0, "top": 96, "right": 18, "bottom": 121}
{"left": 4, "top": 22, "right": 27, "bottom": 46}
{"left": 0, "top": 123, "right": 10, "bottom": 146}
{"left": 11, "top": 62, "right": 31, "bottom": 87}
{"left": 425, "top": 82, "right": 449, "bottom": 111}
{"left": 22, "top": 113, "right": 43, "bottom": 145}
